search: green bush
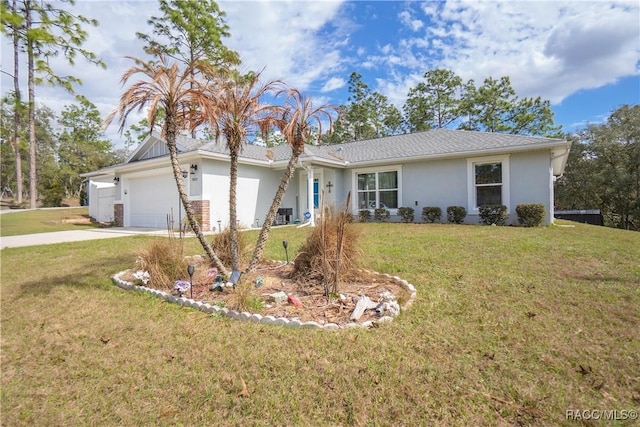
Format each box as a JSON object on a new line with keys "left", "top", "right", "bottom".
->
{"left": 478, "top": 204, "right": 508, "bottom": 226}
{"left": 422, "top": 207, "right": 442, "bottom": 223}
{"left": 358, "top": 210, "right": 371, "bottom": 223}
{"left": 516, "top": 203, "right": 545, "bottom": 227}
{"left": 374, "top": 208, "right": 390, "bottom": 222}
{"left": 446, "top": 206, "right": 467, "bottom": 224}
{"left": 397, "top": 207, "right": 415, "bottom": 223}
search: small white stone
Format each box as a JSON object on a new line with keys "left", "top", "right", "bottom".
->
{"left": 323, "top": 323, "right": 340, "bottom": 330}
{"left": 301, "top": 321, "right": 322, "bottom": 329}
{"left": 272, "top": 318, "right": 289, "bottom": 326}
{"left": 288, "top": 319, "right": 303, "bottom": 327}
{"left": 260, "top": 315, "right": 277, "bottom": 325}
{"left": 249, "top": 314, "right": 262, "bottom": 322}
{"left": 200, "top": 303, "right": 214, "bottom": 313}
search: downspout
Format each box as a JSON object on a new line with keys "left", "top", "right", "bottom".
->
{"left": 549, "top": 147, "right": 570, "bottom": 224}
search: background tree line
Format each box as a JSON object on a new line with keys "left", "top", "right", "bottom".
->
{"left": 1, "top": 0, "right": 637, "bottom": 233}
{"left": 322, "top": 69, "right": 561, "bottom": 144}
{"left": 555, "top": 104, "right": 639, "bottom": 231}
{"left": 0, "top": 95, "right": 126, "bottom": 206}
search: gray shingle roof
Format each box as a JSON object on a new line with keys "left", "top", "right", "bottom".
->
{"left": 82, "top": 129, "right": 568, "bottom": 178}
{"left": 184, "top": 128, "right": 567, "bottom": 166}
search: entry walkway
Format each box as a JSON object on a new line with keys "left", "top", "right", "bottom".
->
{"left": 0, "top": 228, "right": 170, "bottom": 250}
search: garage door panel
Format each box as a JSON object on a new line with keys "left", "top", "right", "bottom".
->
{"left": 129, "top": 175, "right": 181, "bottom": 228}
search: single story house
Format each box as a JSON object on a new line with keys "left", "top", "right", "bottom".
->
{"left": 83, "top": 129, "right": 571, "bottom": 229}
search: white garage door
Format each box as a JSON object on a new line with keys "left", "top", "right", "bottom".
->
{"left": 129, "top": 174, "right": 181, "bottom": 228}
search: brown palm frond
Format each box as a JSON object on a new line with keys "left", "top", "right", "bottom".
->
{"left": 103, "top": 53, "right": 228, "bottom": 275}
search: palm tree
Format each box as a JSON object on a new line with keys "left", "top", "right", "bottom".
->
{"left": 246, "top": 88, "right": 336, "bottom": 273}
{"left": 200, "top": 71, "right": 282, "bottom": 272}
{"left": 105, "top": 54, "right": 229, "bottom": 276}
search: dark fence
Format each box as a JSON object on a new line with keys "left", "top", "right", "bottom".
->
{"left": 554, "top": 209, "right": 603, "bottom": 226}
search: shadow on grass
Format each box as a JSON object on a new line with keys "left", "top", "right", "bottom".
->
{"left": 13, "top": 252, "right": 133, "bottom": 299}
{"left": 0, "top": 238, "right": 149, "bottom": 301}
{"left": 571, "top": 274, "right": 640, "bottom": 284}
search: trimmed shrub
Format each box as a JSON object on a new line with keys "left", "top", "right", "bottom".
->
{"left": 374, "top": 208, "right": 390, "bottom": 222}
{"left": 446, "top": 206, "right": 467, "bottom": 224}
{"left": 516, "top": 203, "right": 546, "bottom": 227}
{"left": 422, "top": 206, "right": 442, "bottom": 223}
{"left": 397, "top": 207, "right": 415, "bottom": 223}
{"left": 358, "top": 209, "right": 371, "bottom": 223}
{"left": 478, "top": 204, "right": 508, "bottom": 226}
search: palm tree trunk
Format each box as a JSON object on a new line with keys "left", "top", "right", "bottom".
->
{"left": 166, "top": 116, "right": 228, "bottom": 276}
{"left": 246, "top": 152, "right": 300, "bottom": 273}
{"left": 229, "top": 149, "right": 240, "bottom": 271}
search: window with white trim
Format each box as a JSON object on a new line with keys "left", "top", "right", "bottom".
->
{"left": 356, "top": 170, "right": 399, "bottom": 209}
{"left": 467, "top": 156, "right": 510, "bottom": 211}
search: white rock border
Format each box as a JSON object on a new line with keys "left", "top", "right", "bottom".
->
{"left": 112, "top": 268, "right": 417, "bottom": 330}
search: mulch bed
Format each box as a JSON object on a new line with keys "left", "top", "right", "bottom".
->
{"left": 121, "top": 261, "right": 411, "bottom": 326}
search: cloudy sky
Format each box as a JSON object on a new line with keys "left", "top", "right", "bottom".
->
{"left": 1, "top": 0, "right": 638, "bottom": 148}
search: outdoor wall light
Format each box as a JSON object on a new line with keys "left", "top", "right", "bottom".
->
{"left": 181, "top": 170, "right": 188, "bottom": 179}
{"left": 190, "top": 164, "right": 198, "bottom": 174}
{"left": 113, "top": 176, "right": 120, "bottom": 184}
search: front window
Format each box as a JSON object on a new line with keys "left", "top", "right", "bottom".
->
{"left": 357, "top": 170, "right": 398, "bottom": 209}
{"left": 467, "top": 155, "right": 509, "bottom": 212}
{"left": 475, "top": 163, "right": 502, "bottom": 206}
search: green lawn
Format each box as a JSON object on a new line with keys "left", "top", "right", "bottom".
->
{"left": 0, "top": 207, "right": 96, "bottom": 236}
{"left": 1, "top": 222, "right": 639, "bottom": 425}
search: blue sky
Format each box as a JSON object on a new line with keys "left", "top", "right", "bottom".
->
{"left": 1, "top": 1, "right": 638, "bottom": 146}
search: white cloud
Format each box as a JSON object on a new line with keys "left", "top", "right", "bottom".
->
{"left": 321, "top": 77, "right": 346, "bottom": 92}
{"left": 398, "top": 10, "right": 424, "bottom": 32}
{"left": 2, "top": 0, "right": 637, "bottom": 149}
{"left": 220, "top": 0, "right": 347, "bottom": 89}
{"left": 426, "top": 1, "right": 639, "bottom": 103}
{"left": 1, "top": 0, "right": 350, "bottom": 147}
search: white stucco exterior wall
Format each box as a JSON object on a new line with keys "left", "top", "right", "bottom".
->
{"left": 202, "top": 159, "right": 299, "bottom": 229}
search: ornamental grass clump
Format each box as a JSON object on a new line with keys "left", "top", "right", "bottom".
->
{"left": 135, "top": 237, "right": 185, "bottom": 290}
{"left": 228, "top": 281, "right": 264, "bottom": 312}
{"left": 293, "top": 194, "right": 361, "bottom": 296}
{"left": 210, "top": 226, "right": 252, "bottom": 269}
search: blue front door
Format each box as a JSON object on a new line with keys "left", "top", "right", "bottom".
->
{"left": 313, "top": 179, "right": 319, "bottom": 208}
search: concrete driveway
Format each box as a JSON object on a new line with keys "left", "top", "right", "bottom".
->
{"left": 0, "top": 228, "right": 170, "bottom": 250}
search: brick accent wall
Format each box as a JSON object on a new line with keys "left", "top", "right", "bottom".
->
{"left": 114, "top": 203, "right": 124, "bottom": 227}
{"left": 191, "top": 200, "right": 210, "bottom": 231}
